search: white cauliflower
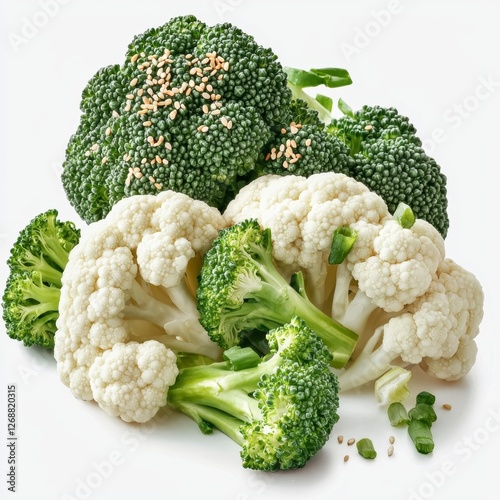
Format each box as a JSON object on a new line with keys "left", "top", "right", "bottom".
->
{"left": 54, "top": 191, "right": 226, "bottom": 422}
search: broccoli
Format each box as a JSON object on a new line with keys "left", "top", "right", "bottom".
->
{"left": 167, "top": 316, "right": 340, "bottom": 470}
{"left": 328, "top": 104, "right": 449, "bottom": 238}
{"left": 62, "top": 15, "right": 292, "bottom": 223}
{"left": 257, "top": 99, "right": 352, "bottom": 178}
{"left": 196, "top": 219, "right": 358, "bottom": 369}
{"left": 2, "top": 210, "right": 80, "bottom": 349}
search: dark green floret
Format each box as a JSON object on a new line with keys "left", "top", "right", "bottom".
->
{"left": 167, "top": 316, "right": 341, "bottom": 470}
{"left": 328, "top": 104, "right": 449, "bottom": 238}
{"left": 62, "top": 15, "right": 291, "bottom": 223}
{"left": 196, "top": 219, "right": 358, "bottom": 369}
{"left": 2, "top": 210, "right": 80, "bottom": 349}
{"left": 258, "top": 99, "right": 351, "bottom": 178}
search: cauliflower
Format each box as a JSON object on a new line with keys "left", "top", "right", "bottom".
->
{"left": 224, "top": 172, "right": 484, "bottom": 392}
{"left": 54, "top": 191, "right": 226, "bottom": 422}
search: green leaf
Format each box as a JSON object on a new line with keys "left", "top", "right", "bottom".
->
{"left": 393, "top": 202, "right": 415, "bottom": 229}
{"left": 416, "top": 391, "right": 436, "bottom": 406}
{"left": 338, "top": 98, "right": 355, "bottom": 118}
{"left": 388, "top": 402, "right": 409, "bottom": 427}
{"left": 285, "top": 67, "right": 352, "bottom": 89}
{"left": 328, "top": 227, "right": 358, "bottom": 265}
{"left": 356, "top": 438, "right": 377, "bottom": 459}
{"left": 310, "top": 67, "right": 353, "bottom": 88}
{"left": 315, "top": 94, "right": 333, "bottom": 113}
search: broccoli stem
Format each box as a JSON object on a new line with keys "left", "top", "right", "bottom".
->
{"left": 168, "top": 359, "right": 265, "bottom": 425}
{"left": 20, "top": 253, "right": 63, "bottom": 287}
{"left": 287, "top": 82, "right": 332, "bottom": 124}
{"left": 248, "top": 259, "right": 358, "bottom": 369}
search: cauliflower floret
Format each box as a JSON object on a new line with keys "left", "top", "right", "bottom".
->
{"left": 89, "top": 341, "right": 178, "bottom": 423}
{"left": 55, "top": 191, "right": 225, "bottom": 422}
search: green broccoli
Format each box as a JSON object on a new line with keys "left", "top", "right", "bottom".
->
{"left": 62, "top": 15, "right": 291, "bottom": 223}
{"left": 167, "top": 316, "right": 340, "bottom": 470}
{"left": 2, "top": 210, "right": 80, "bottom": 349}
{"left": 257, "top": 99, "right": 352, "bottom": 178}
{"left": 196, "top": 219, "right": 358, "bottom": 369}
{"left": 328, "top": 104, "right": 449, "bottom": 238}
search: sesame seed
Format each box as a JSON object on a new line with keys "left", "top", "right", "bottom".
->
{"left": 126, "top": 93, "right": 134, "bottom": 100}
{"left": 112, "top": 111, "right": 120, "bottom": 118}
{"left": 389, "top": 436, "right": 395, "bottom": 444}
{"left": 211, "top": 109, "right": 220, "bottom": 116}
{"left": 337, "top": 435, "right": 344, "bottom": 444}
{"left": 130, "top": 54, "right": 139, "bottom": 63}
{"left": 290, "top": 125, "right": 298, "bottom": 134}
{"left": 105, "top": 127, "right": 112, "bottom": 136}
{"left": 90, "top": 143, "right": 99, "bottom": 151}
{"left": 162, "top": 158, "right": 169, "bottom": 165}
{"left": 364, "top": 124, "right": 373, "bottom": 131}
{"left": 202, "top": 92, "right": 211, "bottom": 100}
{"left": 305, "top": 138, "right": 312, "bottom": 147}
{"left": 223, "top": 61, "right": 230, "bottom": 71}
{"left": 189, "top": 67, "right": 198, "bottom": 75}
{"left": 442, "top": 404, "right": 452, "bottom": 411}
{"left": 165, "top": 142, "right": 172, "bottom": 151}
{"left": 101, "top": 157, "right": 107, "bottom": 164}
{"left": 283, "top": 161, "right": 289, "bottom": 169}
{"left": 281, "top": 128, "right": 287, "bottom": 134}
{"left": 220, "top": 116, "right": 228, "bottom": 127}
{"left": 343, "top": 455, "right": 349, "bottom": 463}
{"left": 154, "top": 183, "right": 162, "bottom": 190}
{"left": 142, "top": 120, "right": 152, "bottom": 127}
{"left": 130, "top": 78, "right": 138, "bottom": 87}
{"left": 347, "top": 438, "right": 356, "bottom": 446}
{"left": 155, "top": 155, "right": 162, "bottom": 163}
{"left": 148, "top": 176, "right": 155, "bottom": 183}
{"left": 169, "top": 110, "right": 177, "bottom": 120}
{"left": 265, "top": 152, "right": 271, "bottom": 161}
{"left": 226, "top": 120, "right": 233, "bottom": 129}
{"left": 174, "top": 101, "right": 181, "bottom": 110}
{"left": 202, "top": 104, "right": 209, "bottom": 114}
{"left": 387, "top": 445, "right": 394, "bottom": 457}
{"left": 141, "top": 158, "right": 148, "bottom": 164}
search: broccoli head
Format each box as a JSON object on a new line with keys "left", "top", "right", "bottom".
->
{"left": 196, "top": 219, "right": 358, "bottom": 369}
{"left": 328, "top": 105, "right": 449, "bottom": 238}
{"left": 258, "top": 99, "right": 351, "bottom": 178}
{"left": 2, "top": 210, "right": 80, "bottom": 348}
{"left": 62, "top": 15, "right": 292, "bottom": 223}
{"left": 167, "top": 316, "right": 340, "bottom": 470}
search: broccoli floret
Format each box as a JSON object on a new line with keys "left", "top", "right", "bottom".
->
{"left": 167, "top": 316, "right": 340, "bottom": 470}
{"left": 258, "top": 100, "right": 351, "bottom": 178}
{"left": 62, "top": 15, "right": 291, "bottom": 223}
{"left": 2, "top": 210, "right": 80, "bottom": 348}
{"left": 196, "top": 219, "right": 358, "bottom": 369}
{"left": 328, "top": 105, "right": 449, "bottom": 238}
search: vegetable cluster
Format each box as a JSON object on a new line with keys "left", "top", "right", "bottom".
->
{"left": 1, "top": 14, "right": 485, "bottom": 472}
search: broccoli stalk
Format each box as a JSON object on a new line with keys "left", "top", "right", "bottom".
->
{"left": 167, "top": 316, "right": 340, "bottom": 470}
{"left": 196, "top": 219, "right": 358, "bottom": 369}
{"left": 2, "top": 209, "right": 81, "bottom": 349}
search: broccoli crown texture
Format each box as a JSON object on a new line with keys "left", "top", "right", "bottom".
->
{"left": 196, "top": 219, "right": 358, "bottom": 369}
{"left": 328, "top": 105, "right": 449, "bottom": 237}
{"left": 2, "top": 210, "right": 80, "bottom": 348}
{"left": 62, "top": 15, "right": 291, "bottom": 223}
{"left": 167, "top": 316, "right": 340, "bottom": 470}
{"left": 258, "top": 99, "right": 351, "bottom": 178}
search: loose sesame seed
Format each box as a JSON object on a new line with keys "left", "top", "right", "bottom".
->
{"left": 389, "top": 436, "right": 395, "bottom": 444}
{"left": 337, "top": 435, "right": 344, "bottom": 444}
{"left": 387, "top": 445, "right": 394, "bottom": 457}
{"left": 344, "top": 455, "right": 349, "bottom": 463}
{"left": 347, "top": 438, "right": 356, "bottom": 446}
{"left": 442, "top": 404, "right": 452, "bottom": 411}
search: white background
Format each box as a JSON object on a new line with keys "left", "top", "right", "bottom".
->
{"left": 1, "top": 1, "right": 499, "bottom": 499}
